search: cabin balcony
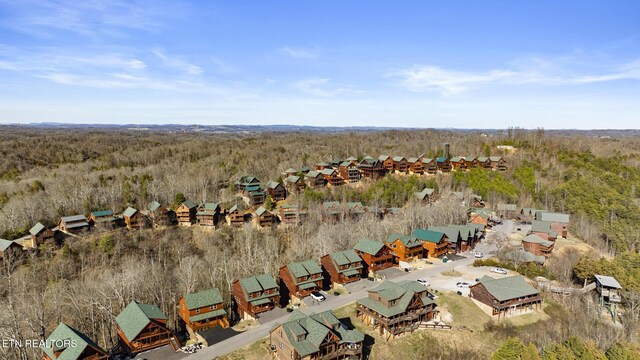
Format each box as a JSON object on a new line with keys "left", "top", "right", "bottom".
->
{"left": 129, "top": 333, "right": 173, "bottom": 353}
{"left": 313, "top": 343, "right": 362, "bottom": 360}
{"left": 494, "top": 295, "right": 542, "bottom": 310}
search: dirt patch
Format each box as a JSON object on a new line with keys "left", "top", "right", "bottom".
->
{"left": 441, "top": 269, "right": 462, "bottom": 277}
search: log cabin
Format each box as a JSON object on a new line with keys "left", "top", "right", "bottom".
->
{"left": 469, "top": 214, "right": 489, "bottom": 228}
{"left": 226, "top": 205, "right": 246, "bottom": 227}
{"left": 269, "top": 310, "right": 364, "bottom": 360}
{"left": 364, "top": 206, "right": 385, "bottom": 220}
{"left": 304, "top": 171, "right": 326, "bottom": 188}
{"left": 29, "top": 222, "right": 54, "bottom": 248}
{"left": 123, "top": 207, "right": 146, "bottom": 229}
{"left": 469, "top": 275, "right": 542, "bottom": 319}
{"left": 353, "top": 239, "right": 395, "bottom": 274}
{"left": 358, "top": 156, "right": 386, "bottom": 179}
{"left": 421, "top": 157, "right": 438, "bottom": 175}
{"left": 281, "top": 168, "right": 298, "bottom": 179}
{"left": 407, "top": 157, "right": 424, "bottom": 175}
{"left": 320, "top": 168, "right": 344, "bottom": 187}
{"left": 414, "top": 188, "right": 436, "bottom": 204}
{"left": 147, "top": 201, "right": 174, "bottom": 227}
{"left": 470, "top": 194, "right": 485, "bottom": 208}
{"left": 253, "top": 206, "right": 276, "bottom": 228}
{"left": 176, "top": 200, "right": 198, "bottom": 226}
{"left": 235, "top": 176, "right": 261, "bottom": 191}
{"left": 279, "top": 204, "right": 307, "bottom": 225}
{"left": 504, "top": 248, "right": 546, "bottom": 266}
{"left": 0, "top": 239, "right": 23, "bottom": 259}
{"left": 233, "top": 274, "right": 280, "bottom": 321}
{"left": 265, "top": 181, "right": 287, "bottom": 201}
{"left": 490, "top": 156, "right": 508, "bottom": 171}
{"left": 496, "top": 204, "right": 518, "bottom": 220}
{"left": 284, "top": 175, "right": 305, "bottom": 193}
{"left": 356, "top": 280, "right": 437, "bottom": 340}
{"left": 42, "top": 322, "right": 109, "bottom": 360}
{"left": 320, "top": 249, "right": 364, "bottom": 287}
{"left": 386, "top": 234, "right": 424, "bottom": 262}
{"left": 449, "top": 156, "right": 464, "bottom": 171}
{"left": 179, "top": 288, "right": 229, "bottom": 337}
{"left": 392, "top": 156, "right": 409, "bottom": 173}
{"left": 529, "top": 220, "right": 557, "bottom": 241}
{"left": 522, "top": 234, "right": 555, "bottom": 257}
{"left": 429, "top": 226, "right": 463, "bottom": 253}
{"left": 412, "top": 228, "right": 449, "bottom": 258}
{"left": 243, "top": 184, "right": 266, "bottom": 205}
{"left": 338, "top": 161, "right": 361, "bottom": 183}
{"left": 534, "top": 212, "right": 570, "bottom": 238}
{"left": 450, "top": 224, "right": 482, "bottom": 251}
{"left": 322, "top": 201, "right": 344, "bottom": 222}
{"left": 465, "top": 156, "right": 480, "bottom": 168}
{"left": 436, "top": 157, "right": 452, "bottom": 172}
{"left": 88, "top": 210, "right": 116, "bottom": 229}
{"left": 346, "top": 201, "right": 366, "bottom": 221}
{"left": 196, "top": 202, "right": 221, "bottom": 227}
{"left": 58, "top": 215, "right": 90, "bottom": 234}
{"left": 378, "top": 155, "right": 394, "bottom": 171}
{"left": 315, "top": 161, "right": 331, "bottom": 171}
{"left": 345, "top": 156, "right": 359, "bottom": 164}
{"left": 594, "top": 275, "right": 622, "bottom": 304}
{"left": 115, "top": 301, "right": 178, "bottom": 353}
{"left": 279, "top": 260, "right": 324, "bottom": 303}
{"left": 476, "top": 157, "right": 492, "bottom": 169}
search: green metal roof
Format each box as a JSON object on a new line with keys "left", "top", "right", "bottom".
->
{"left": 250, "top": 297, "right": 272, "bottom": 306}
{"left": 148, "top": 201, "right": 161, "bottom": 211}
{"left": 392, "top": 156, "right": 406, "bottom": 162}
{"left": 115, "top": 301, "right": 167, "bottom": 342}
{"left": 429, "top": 226, "right": 461, "bottom": 244}
{"left": 475, "top": 275, "right": 539, "bottom": 302}
{"left": 245, "top": 184, "right": 261, "bottom": 192}
{"left": 183, "top": 288, "right": 223, "bottom": 310}
{"left": 255, "top": 206, "right": 268, "bottom": 216}
{"left": 497, "top": 204, "right": 517, "bottom": 211}
{"left": 329, "top": 249, "right": 362, "bottom": 266}
{"left": 29, "top": 222, "right": 46, "bottom": 236}
{"left": 189, "top": 309, "right": 226, "bottom": 322}
{"left": 288, "top": 260, "right": 323, "bottom": 283}
{"left": 353, "top": 239, "right": 385, "bottom": 255}
{"left": 0, "top": 239, "right": 18, "bottom": 251}
{"left": 305, "top": 170, "right": 321, "bottom": 178}
{"left": 122, "top": 207, "right": 137, "bottom": 217}
{"left": 238, "top": 274, "right": 279, "bottom": 300}
{"left": 489, "top": 156, "right": 503, "bottom": 162}
{"left": 522, "top": 234, "right": 554, "bottom": 247}
{"left": 357, "top": 280, "right": 433, "bottom": 318}
{"left": 42, "top": 322, "right": 107, "bottom": 360}
{"left": 200, "top": 202, "right": 220, "bottom": 210}
{"left": 299, "top": 282, "right": 318, "bottom": 290}
{"left": 182, "top": 199, "right": 197, "bottom": 209}
{"left": 387, "top": 233, "right": 422, "bottom": 248}
{"left": 504, "top": 249, "right": 546, "bottom": 264}
{"left": 91, "top": 210, "right": 114, "bottom": 218}
{"left": 412, "top": 228, "right": 446, "bottom": 243}
{"left": 414, "top": 188, "right": 435, "bottom": 199}
{"left": 450, "top": 156, "right": 462, "bottom": 162}
{"left": 342, "top": 268, "right": 361, "bottom": 277}
{"left": 266, "top": 181, "right": 282, "bottom": 189}
{"left": 285, "top": 175, "right": 301, "bottom": 183}
{"left": 535, "top": 211, "right": 570, "bottom": 223}
{"left": 477, "top": 156, "right": 489, "bottom": 162}
{"left": 530, "top": 220, "right": 557, "bottom": 237}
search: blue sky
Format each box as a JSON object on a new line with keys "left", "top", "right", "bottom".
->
{"left": 1, "top": 1, "right": 639, "bottom": 128}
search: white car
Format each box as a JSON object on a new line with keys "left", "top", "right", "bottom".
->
{"left": 310, "top": 291, "right": 326, "bottom": 302}
{"left": 456, "top": 281, "right": 472, "bottom": 288}
{"left": 474, "top": 252, "right": 483, "bottom": 258}
{"left": 417, "top": 279, "right": 430, "bottom": 287}
{"left": 491, "top": 267, "right": 508, "bottom": 275}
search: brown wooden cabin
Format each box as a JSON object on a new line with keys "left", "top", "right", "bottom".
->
{"left": 378, "top": 155, "right": 394, "bottom": 171}
{"left": 436, "top": 156, "right": 452, "bottom": 172}
{"left": 279, "top": 260, "right": 323, "bottom": 302}
{"left": 358, "top": 156, "right": 386, "bottom": 179}
{"left": 243, "top": 184, "right": 266, "bottom": 205}
{"left": 414, "top": 188, "right": 436, "bottom": 204}
{"left": 196, "top": 202, "right": 221, "bottom": 227}
{"left": 345, "top": 156, "right": 359, "bottom": 164}
{"left": 496, "top": 204, "right": 518, "bottom": 220}
{"left": 279, "top": 205, "right": 307, "bottom": 225}
{"left": 320, "top": 168, "right": 343, "bottom": 187}
{"left": 450, "top": 156, "right": 467, "bottom": 171}
{"left": 386, "top": 234, "right": 424, "bottom": 262}
{"left": 179, "top": 288, "right": 229, "bottom": 337}
{"left": 346, "top": 201, "right": 366, "bottom": 220}
{"left": 322, "top": 201, "right": 344, "bottom": 222}
{"left": 529, "top": 220, "right": 558, "bottom": 241}
{"left": 522, "top": 234, "right": 555, "bottom": 257}
{"left": 412, "top": 228, "right": 449, "bottom": 258}
{"left": 58, "top": 215, "right": 90, "bottom": 234}
{"left": 232, "top": 274, "right": 280, "bottom": 321}
{"left": 281, "top": 167, "right": 299, "bottom": 179}
{"left": 469, "top": 214, "right": 489, "bottom": 227}
{"left": 226, "top": 205, "right": 246, "bottom": 227}
{"left": 115, "top": 301, "right": 178, "bottom": 354}
{"left": 470, "top": 276, "right": 542, "bottom": 319}
{"left": 123, "top": 207, "right": 146, "bottom": 229}
{"left": 29, "top": 222, "right": 54, "bottom": 248}
{"left": 176, "top": 199, "right": 198, "bottom": 226}
{"left": 304, "top": 170, "right": 326, "bottom": 188}
{"left": 476, "top": 157, "right": 492, "bottom": 169}
{"left": 535, "top": 212, "right": 570, "bottom": 238}
{"left": 464, "top": 156, "right": 479, "bottom": 169}
{"left": 421, "top": 157, "right": 438, "bottom": 175}
{"left": 269, "top": 310, "right": 364, "bottom": 360}
{"left": 392, "top": 156, "right": 409, "bottom": 173}
{"left": 429, "top": 226, "right": 464, "bottom": 254}
{"left": 321, "top": 249, "right": 364, "bottom": 287}
{"left": 88, "top": 210, "right": 116, "bottom": 229}
{"left": 42, "top": 322, "right": 109, "bottom": 360}
{"left": 147, "top": 201, "right": 174, "bottom": 227}
{"left": 265, "top": 181, "right": 287, "bottom": 201}
{"left": 353, "top": 239, "right": 395, "bottom": 274}
{"left": 339, "top": 161, "right": 361, "bottom": 183}
{"left": 356, "top": 280, "right": 437, "bottom": 340}
{"left": 407, "top": 157, "right": 424, "bottom": 174}
{"left": 490, "top": 156, "right": 507, "bottom": 171}
{"left": 0, "top": 239, "right": 23, "bottom": 260}
{"left": 235, "top": 176, "right": 261, "bottom": 191}
{"left": 284, "top": 175, "right": 305, "bottom": 193}
{"left": 364, "top": 206, "right": 385, "bottom": 220}
{"left": 253, "top": 206, "right": 276, "bottom": 228}
{"left": 315, "top": 161, "right": 331, "bottom": 171}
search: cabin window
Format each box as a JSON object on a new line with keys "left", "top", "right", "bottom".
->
{"left": 195, "top": 309, "right": 200, "bottom": 314}
{"left": 210, "top": 305, "right": 215, "bottom": 310}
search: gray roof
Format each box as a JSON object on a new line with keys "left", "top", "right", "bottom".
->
{"left": 61, "top": 215, "right": 87, "bottom": 223}
{"left": 475, "top": 275, "right": 539, "bottom": 302}
{"left": 148, "top": 201, "right": 162, "bottom": 211}
{"left": 414, "top": 188, "right": 435, "bottom": 199}
{"left": 594, "top": 275, "right": 622, "bottom": 289}
{"left": 285, "top": 175, "right": 301, "bottom": 183}
{"left": 0, "top": 239, "right": 18, "bottom": 252}
{"left": 392, "top": 156, "right": 406, "bottom": 162}
{"left": 497, "top": 204, "right": 517, "bottom": 211}
{"left": 535, "top": 211, "right": 570, "bottom": 223}
{"left": 266, "top": 181, "right": 282, "bottom": 189}
{"left": 255, "top": 206, "right": 269, "bottom": 217}
{"left": 504, "top": 248, "right": 545, "bottom": 264}
{"left": 29, "top": 222, "right": 46, "bottom": 236}
{"left": 522, "top": 234, "right": 554, "bottom": 247}
{"left": 122, "top": 207, "right": 138, "bottom": 217}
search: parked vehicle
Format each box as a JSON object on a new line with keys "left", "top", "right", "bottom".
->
{"left": 310, "top": 291, "right": 326, "bottom": 302}
{"left": 456, "top": 281, "right": 472, "bottom": 288}
{"left": 491, "top": 267, "right": 507, "bottom": 275}
{"left": 474, "top": 252, "right": 483, "bottom": 258}
{"left": 417, "top": 279, "right": 430, "bottom": 287}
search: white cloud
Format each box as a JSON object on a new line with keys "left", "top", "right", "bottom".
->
{"left": 279, "top": 46, "right": 320, "bottom": 59}
{"left": 291, "top": 78, "right": 354, "bottom": 97}
{"left": 152, "top": 49, "right": 202, "bottom": 75}
{"left": 392, "top": 58, "right": 640, "bottom": 95}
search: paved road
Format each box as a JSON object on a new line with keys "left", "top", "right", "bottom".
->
{"left": 181, "top": 240, "right": 499, "bottom": 360}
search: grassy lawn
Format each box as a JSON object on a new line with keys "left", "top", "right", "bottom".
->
{"left": 440, "top": 269, "right": 462, "bottom": 277}
{"left": 217, "top": 338, "right": 270, "bottom": 360}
